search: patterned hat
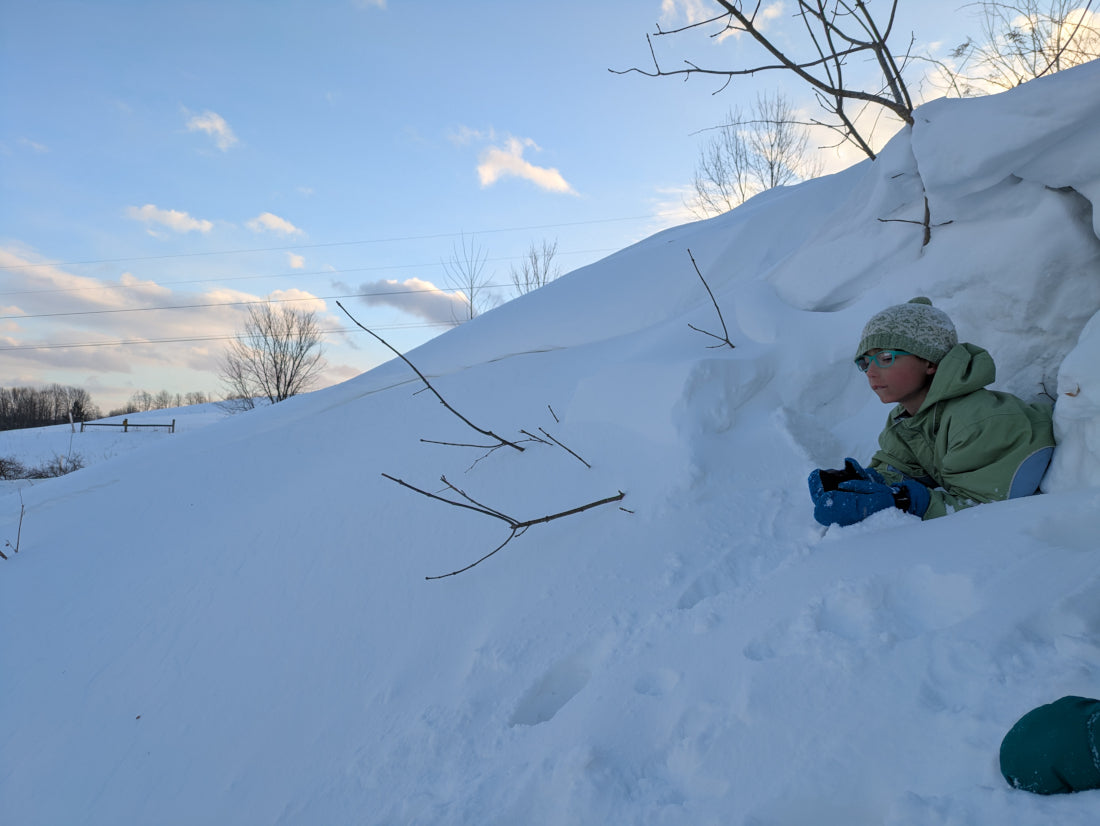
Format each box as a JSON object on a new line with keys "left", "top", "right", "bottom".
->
{"left": 856, "top": 297, "right": 958, "bottom": 364}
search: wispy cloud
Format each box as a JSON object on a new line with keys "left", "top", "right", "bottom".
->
{"left": 0, "top": 246, "right": 245, "bottom": 374}
{"left": 0, "top": 244, "right": 341, "bottom": 409}
{"left": 336, "top": 277, "right": 467, "bottom": 325}
{"left": 448, "top": 125, "right": 495, "bottom": 146}
{"left": 185, "top": 110, "right": 238, "bottom": 151}
{"left": 267, "top": 287, "right": 327, "bottom": 313}
{"left": 476, "top": 136, "right": 577, "bottom": 195}
{"left": 649, "top": 186, "right": 699, "bottom": 233}
{"left": 660, "top": 0, "right": 712, "bottom": 26}
{"left": 287, "top": 252, "right": 306, "bottom": 269}
{"left": 126, "top": 204, "right": 213, "bottom": 235}
{"left": 19, "top": 138, "right": 49, "bottom": 153}
{"left": 246, "top": 212, "right": 303, "bottom": 236}
{"left": 660, "top": 0, "right": 783, "bottom": 38}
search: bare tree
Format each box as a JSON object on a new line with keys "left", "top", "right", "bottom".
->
{"left": 614, "top": 0, "right": 916, "bottom": 160}
{"left": 510, "top": 238, "right": 562, "bottom": 296}
{"left": 442, "top": 234, "right": 497, "bottom": 322}
{"left": 945, "top": 0, "right": 1099, "bottom": 93}
{"left": 689, "top": 92, "right": 823, "bottom": 218}
{"left": 220, "top": 302, "right": 327, "bottom": 406}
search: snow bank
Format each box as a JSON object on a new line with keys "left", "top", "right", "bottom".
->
{"left": 1045, "top": 307, "right": 1100, "bottom": 490}
{"left": 2, "top": 63, "right": 1100, "bottom": 826}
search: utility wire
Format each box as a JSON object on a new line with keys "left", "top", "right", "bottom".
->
{"left": 0, "top": 215, "right": 654, "bottom": 270}
{"left": 0, "top": 321, "right": 451, "bottom": 353}
{"left": 0, "top": 247, "right": 615, "bottom": 297}
{"left": 0, "top": 283, "right": 517, "bottom": 321}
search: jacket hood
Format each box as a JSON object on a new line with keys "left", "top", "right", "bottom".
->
{"left": 920, "top": 342, "right": 995, "bottom": 411}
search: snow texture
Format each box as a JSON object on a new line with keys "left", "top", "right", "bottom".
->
{"left": 2, "top": 62, "right": 1100, "bottom": 825}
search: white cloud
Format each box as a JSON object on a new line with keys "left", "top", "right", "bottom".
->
{"left": 19, "top": 138, "right": 49, "bottom": 153}
{"left": 339, "top": 277, "right": 467, "bottom": 324}
{"left": 267, "top": 288, "right": 327, "bottom": 313}
{"left": 648, "top": 186, "right": 699, "bottom": 232}
{"left": 448, "top": 125, "right": 495, "bottom": 146}
{"left": 126, "top": 204, "right": 213, "bottom": 234}
{"left": 119, "top": 271, "right": 172, "bottom": 298}
{"left": 246, "top": 212, "right": 303, "bottom": 236}
{"left": 477, "top": 136, "right": 577, "bottom": 195}
{"left": 185, "top": 110, "right": 238, "bottom": 151}
{"left": 287, "top": 253, "right": 306, "bottom": 269}
{"left": 661, "top": 0, "right": 784, "bottom": 40}
{"left": 0, "top": 245, "right": 339, "bottom": 410}
{"left": 660, "top": 0, "right": 712, "bottom": 26}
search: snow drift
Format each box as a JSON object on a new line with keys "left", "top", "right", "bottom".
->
{"left": 2, "top": 62, "right": 1100, "bottom": 825}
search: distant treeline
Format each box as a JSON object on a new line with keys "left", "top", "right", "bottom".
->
{"left": 0, "top": 385, "right": 102, "bottom": 431}
{"left": 0, "top": 386, "right": 215, "bottom": 431}
{"left": 109, "top": 389, "right": 212, "bottom": 418}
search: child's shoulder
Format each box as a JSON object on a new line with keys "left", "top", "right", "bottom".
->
{"left": 937, "top": 387, "right": 1054, "bottom": 439}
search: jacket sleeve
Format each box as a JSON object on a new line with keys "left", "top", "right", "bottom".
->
{"left": 869, "top": 450, "right": 984, "bottom": 520}
{"left": 871, "top": 400, "right": 1054, "bottom": 520}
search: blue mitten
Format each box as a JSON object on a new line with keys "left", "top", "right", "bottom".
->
{"left": 813, "top": 477, "right": 932, "bottom": 526}
{"left": 808, "top": 458, "right": 884, "bottom": 503}
{"left": 813, "top": 479, "right": 896, "bottom": 526}
{"left": 892, "top": 477, "right": 931, "bottom": 518}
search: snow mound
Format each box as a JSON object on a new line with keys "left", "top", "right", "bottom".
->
{"left": 2, "top": 62, "right": 1100, "bottom": 826}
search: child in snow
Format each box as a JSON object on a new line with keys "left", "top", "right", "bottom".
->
{"left": 808, "top": 297, "right": 1056, "bottom": 526}
{"left": 1000, "top": 695, "right": 1100, "bottom": 794}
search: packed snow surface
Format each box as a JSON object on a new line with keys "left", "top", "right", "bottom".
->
{"left": 3, "top": 63, "right": 1100, "bottom": 825}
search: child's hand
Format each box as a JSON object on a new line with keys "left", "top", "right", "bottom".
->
{"left": 813, "top": 478, "right": 897, "bottom": 526}
{"left": 808, "top": 458, "right": 884, "bottom": 499}
{"left": 812, "top": 476, "right": 931, "bottom": 526}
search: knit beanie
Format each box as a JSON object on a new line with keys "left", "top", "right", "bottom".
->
{"left": 856, "top": 297, "right": 958, "bottom": 364}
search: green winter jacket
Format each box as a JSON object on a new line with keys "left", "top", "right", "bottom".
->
{"left": 869, "top": 343, "right": 1055, "bottom": 520}
{"left": 1000, "top": 696, "right": 1100, "bottom": 794}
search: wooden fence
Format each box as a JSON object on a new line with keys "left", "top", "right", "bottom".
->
{"left": 80, "top": 418, "right": 176, "bottom": 433}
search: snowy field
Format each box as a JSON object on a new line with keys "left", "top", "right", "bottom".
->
{"left": 2, "top": 62, "right": 1100, "bottom": 825}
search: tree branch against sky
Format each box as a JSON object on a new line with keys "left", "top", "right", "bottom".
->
{"left": 220, "top": 302, "right": 327, "bottom": 407}
{"left": 615, "top": 0, "right": 918, "bottom": 159}
{"left": 688, "top": 91, "right": 823, "bottom": 217}
{"left": 938, "top": 0, "right": 1100, "bottom": 94}
{"left": 3, "top": 1, "right": 985, "bottom": 410}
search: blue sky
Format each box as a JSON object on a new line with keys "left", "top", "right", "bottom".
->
{"left": 1, "top": 0, "right": 975, "bottom": 412}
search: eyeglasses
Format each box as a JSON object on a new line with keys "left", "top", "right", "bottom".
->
{"left": 854, "top": 350, "right": 912, "bottom": 372}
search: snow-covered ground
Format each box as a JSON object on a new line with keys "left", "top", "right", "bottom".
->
{"left": 2, "top": 62, "right": 1100, "bottom": 825}
{"left": 0, "top": 402, "right": 233, "bottom": 476}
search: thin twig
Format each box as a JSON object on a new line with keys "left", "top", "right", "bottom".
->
{"left": 382, "top": 473, "right": 625, "bottom": 579}
{"left": 877, "top": 194, "right": 953, "bottom": 247}
{"left": 519, "top": 429, "right": 552, "bottom": 445}
{"left": 337, "top": 300, "right": 524, "bottom": 452}
{"left": 439, "top": 476, "right": 516, "bottom": 522}
{"left": 3, "top": 494, "right": 25, "bottom": 560}
{"left": 381, "top": 473, "right": 515, "bottom": 524}
{"left": 426, "top": 528, "right": 527, "bottom": 580}
{"left": 538, "top": 428, "right": 592, "bottom": 469}
{"left": 686, "top": 248, "right": 735, "bottom": 349}
{"left": 420, "top": 438, "right": 503, "bottom": 449}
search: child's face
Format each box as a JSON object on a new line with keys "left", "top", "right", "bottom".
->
{"left": 863, "top": 349, "right": 937, "bottom": 414}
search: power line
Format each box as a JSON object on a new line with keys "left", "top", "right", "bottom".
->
{"left": 0, "top": 215, "right": 655, "bottom": 270}
{"left": 0, "top": 321, "right": 451, "bottom": 353}
{"left": 0, "top": 284, "right": 516, "bottom": 322}
{"left": 0, "top": 246, "right": 614, "bottom": 298}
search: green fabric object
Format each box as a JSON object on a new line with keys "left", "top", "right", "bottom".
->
{"left": 856, "top": 297, "right": 958, "bottom": 365}
{"left": 869, "top": 343, "right": 1055, "bottom": 520}
{"left": 1000, "top": 696, "right": 1100, "bottom": 795}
